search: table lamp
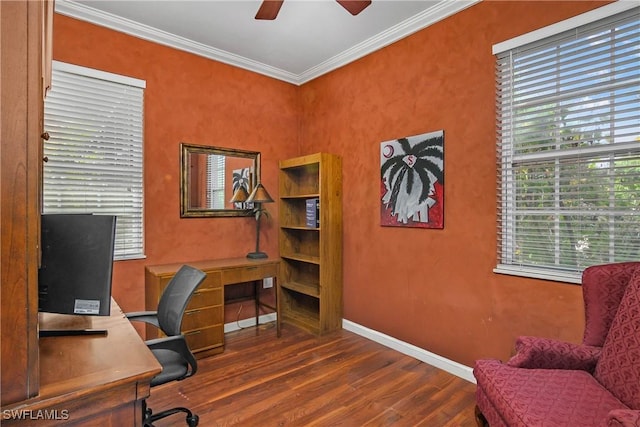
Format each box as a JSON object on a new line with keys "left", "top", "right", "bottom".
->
{"left": 245, "top": 183, "right": 274, "bottom": 259}
{"left": 229, "top": 186, "right": 250, "bottom": 207}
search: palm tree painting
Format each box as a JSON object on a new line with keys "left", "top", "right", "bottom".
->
{"left": 380, "top": 130, "right": 444, "bottom": 228}
{"left": 232, "top": 167, "right": 252, "bottom": 209}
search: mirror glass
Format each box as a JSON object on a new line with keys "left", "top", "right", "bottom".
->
{"left": 180, "top": 143, "right": 260, "bottom": 217}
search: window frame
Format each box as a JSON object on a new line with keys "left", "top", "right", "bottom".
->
{"left": 493, "top": 2, "right": 640, "bottom": 283}
{"left": 43, "top": 61, "right": 146, "bottom": 261}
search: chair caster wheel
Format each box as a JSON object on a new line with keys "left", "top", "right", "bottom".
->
{"left": 187, "top": 414, "right": 199, "bottom": 426}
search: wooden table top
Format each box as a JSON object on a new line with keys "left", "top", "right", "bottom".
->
{"left": 34, "top": 299, "right": 161, "bottom": 404}
{"left": 145, "top": 256, "right": 280, "bottom": 276}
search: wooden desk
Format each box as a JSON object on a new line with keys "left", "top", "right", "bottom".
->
{"left": 145, "top": 257, "right": 279, "bottom": 359}
{"left": 1, "top": 300, "right": 161, "bottom": 426}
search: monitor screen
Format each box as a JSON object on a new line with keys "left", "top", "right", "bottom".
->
{"left": 39, "top": 214, "right": 116, "bottom": 316}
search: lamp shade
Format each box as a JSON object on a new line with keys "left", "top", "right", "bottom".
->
{"left": 229, "top": 186, "right": 249, "bottom": 203}
{"left": 246, "top": 183, "right": 274, "bottom": 204}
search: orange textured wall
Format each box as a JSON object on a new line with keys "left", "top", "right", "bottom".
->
{"left": 53, "top": 1, "right": 611, "bottom": 366}
{"left": 53, "top": 15, "right": 300, "bottom": 317}
{"left": 298, "top": 1, "right": 610, "bottom": 365}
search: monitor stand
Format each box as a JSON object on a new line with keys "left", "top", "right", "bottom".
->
{"left": 39, "top": 329, "right": 108, "bottom": 337}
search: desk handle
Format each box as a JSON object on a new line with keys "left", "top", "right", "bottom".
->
{"left": 185, "top": 330, "right": 201, "bottom": 336}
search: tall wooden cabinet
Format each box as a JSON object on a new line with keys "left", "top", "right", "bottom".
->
{"left": 1, "top": 0, "right": 49, "bottom": 404}
{"left": 278, "top": 153, "right": 343, "bottom": 335}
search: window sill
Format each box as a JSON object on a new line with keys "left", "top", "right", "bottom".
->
{"left": 115, "top": 254, "right": 147, "bottom": 262}
{"left": 493, "top": 265, "right": 582, "bottom": 285}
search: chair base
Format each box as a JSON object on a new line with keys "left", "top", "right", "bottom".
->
{"left": 143, "top": 400, "right": 199, "bottom": 427}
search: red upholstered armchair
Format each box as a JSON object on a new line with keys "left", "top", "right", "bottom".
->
{"left": 473, "top": 262, "right": 640, "bottom": 427}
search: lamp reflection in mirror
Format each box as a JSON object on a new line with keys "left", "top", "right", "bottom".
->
{"left": 229, "top": 186, "right": 249, "bottom": 205}
{"left": 245, "top": 183, "right": 274, "bottom": 259}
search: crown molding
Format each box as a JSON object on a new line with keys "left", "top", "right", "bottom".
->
{"left": 297, "top": 0, "right": 480, "bottom": 84}
{"left": 55, "top": 0, "right": 300, "bottom": 84}
{"left": 55, "top": 0, "right": 480, "bottom": 86}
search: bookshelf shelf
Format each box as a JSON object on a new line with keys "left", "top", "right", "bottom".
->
{"left": 280, "top": 280, "right": 320, "bottom": 298}
{"left": 281, "top": 253, "right": 321, "bottom": 265}
{"left": 281, "top": 194, "right": 320, "bottom": 199}
{"left": 281, "top": 225, "right": 320, "bottom": 231}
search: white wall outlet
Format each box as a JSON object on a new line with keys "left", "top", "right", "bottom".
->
{"left": 263, "top": 277, "right": 274, "bottom": 288}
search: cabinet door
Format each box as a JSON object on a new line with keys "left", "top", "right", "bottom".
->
{"left": 1, "top": 0, "right": 46, "bottom": 404}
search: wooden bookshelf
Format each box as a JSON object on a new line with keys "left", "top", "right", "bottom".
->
{"left": 278, "top": 153, "right": 342, "bottom": 335}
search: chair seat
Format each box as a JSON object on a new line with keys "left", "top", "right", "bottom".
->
{"left": 150, "top": 348, "right": 189, "bottom": 387}
{"left": 474, "top": 359, "right": 629, "bottom": 427}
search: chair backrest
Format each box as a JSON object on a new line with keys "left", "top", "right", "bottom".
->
{"left": 593, "top": 267, "right": 640, "bottom": 409}
{"left": 156, "top": 265, "right": 206, "bottom": 336}
{"left": 582, "top": 262, "right": 640, "bottom": 347}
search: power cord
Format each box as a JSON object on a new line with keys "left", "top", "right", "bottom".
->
{"left": 234, "top": 303, "right": 276, "bottom": 331}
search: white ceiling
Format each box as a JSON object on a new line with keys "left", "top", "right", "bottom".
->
{"left": 56, "top": 0, "right": 479, "bottom": 85}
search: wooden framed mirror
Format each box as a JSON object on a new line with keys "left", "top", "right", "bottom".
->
{"left": 180, "top": 143, "right": 260, "bottom": 217}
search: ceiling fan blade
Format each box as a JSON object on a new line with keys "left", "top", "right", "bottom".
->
{"left": 336, "top": 0, "right": 372, "bottom": 16}
{"left": 255, "top": 0, "right": 284, "bottom": 20}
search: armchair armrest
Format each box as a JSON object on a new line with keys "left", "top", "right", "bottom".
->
{"left": 146, "top": 335, "right": 197, "bottom": 378}
{"left": 607, "top": 409, "right": 640, "bottom": 427}
{"left": 125, "top": 310, "right": 160, "bottom": 329}
{"left": 506, "top": 336, "right": 601, "bottom": 372}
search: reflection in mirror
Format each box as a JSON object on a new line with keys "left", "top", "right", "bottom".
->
{"left": 187, "top": 153, "right": 254, "bottom": 210}
{"left": 180, "top": 143, "right": 260, "bottom": 217}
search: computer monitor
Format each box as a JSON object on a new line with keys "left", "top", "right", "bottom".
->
{"left": 38, "top": 214, "right": 116, "bottom": 319}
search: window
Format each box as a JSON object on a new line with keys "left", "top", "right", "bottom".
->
{"left": 494, "top": 4, "right": 640, "bottom": 283}
{"left": 206, "top": 154, "right": 225, "bottom": 209}
{"left": 43, "top": 61, "right": 145, "bottom": 260}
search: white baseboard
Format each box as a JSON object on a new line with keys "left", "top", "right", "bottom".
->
{"left": 342, "top": 319, "right": 476, "bottom": 384}
{"left": 224, "top": 313, "right": 277, "bottom": 333}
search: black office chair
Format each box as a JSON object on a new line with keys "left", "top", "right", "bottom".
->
{"left": 126, "top": 264, "right": 206, "bottom": 427}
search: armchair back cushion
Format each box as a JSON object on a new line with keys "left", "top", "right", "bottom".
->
{"left": 593, "top": 268, "right": 640, "bottom": 409}
{"left": 583, "top": 262, "right": 639, "bottom": 347}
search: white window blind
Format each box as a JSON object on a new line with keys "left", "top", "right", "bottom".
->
{"left": 43, "top": 61, "right": 145, "bottom": 260}
{"left": 206, "top": 154, "right": 226, "bottom": 209}
{"left": 495, "top": 5, "right": 640, "bottom": 281}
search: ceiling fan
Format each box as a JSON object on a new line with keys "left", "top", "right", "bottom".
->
{"left": 255, "top": 0, "right": 372, "bottom": 20}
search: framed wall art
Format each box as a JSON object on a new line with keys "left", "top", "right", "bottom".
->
{"left": 380, "top": 130, "right": 444, "bottom": 229}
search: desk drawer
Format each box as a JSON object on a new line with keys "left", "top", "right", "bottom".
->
{"left": 182, "top": 305, "right": 222, "bottom": 331}
{"left": 222, "top": 264, "right": 277, "bottom": 284}
{"left": 198, "top": 271, "right": 222, "bottom": 290}
{"left": 153, "top": 272, "right": 220, "bottom": 303}
{"left": 185, "top": 325, "right": 223, "bottom": 352}
{"left": 188, "top": 288, "right": 222, "bottom": 310}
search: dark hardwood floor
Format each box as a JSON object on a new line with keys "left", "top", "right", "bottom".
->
{"left": 147, "top": 323, "right": 478, "bottom": 426}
